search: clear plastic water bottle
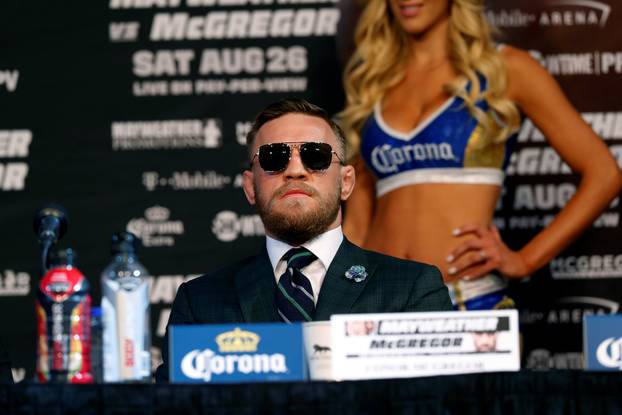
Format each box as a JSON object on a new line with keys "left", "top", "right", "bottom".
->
{"left": 101, "top": 232, "right": 151, "bottom": 382}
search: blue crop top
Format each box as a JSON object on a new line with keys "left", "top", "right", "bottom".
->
{"left": 360, "top": 78, "right": 518, "bottom": 197}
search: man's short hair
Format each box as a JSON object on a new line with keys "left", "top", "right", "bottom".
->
{"left": 246, "top": 98, "right": 346, "bottom": 159}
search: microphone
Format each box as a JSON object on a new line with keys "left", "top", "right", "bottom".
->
{"left": 33, "top": 204, "right": 69, "bottom": 275}
{"left": 34, "top": 204, "right": 68, "bottom": 244}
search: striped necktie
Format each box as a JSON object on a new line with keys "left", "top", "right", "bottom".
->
{"left": 276, "top": 247, "right": 317, "bottom": 323}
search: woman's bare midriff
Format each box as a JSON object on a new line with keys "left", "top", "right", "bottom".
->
{"left": 362, "top": 183, "right": 501, "bottom": 280}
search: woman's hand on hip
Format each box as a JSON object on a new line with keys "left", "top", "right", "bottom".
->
{"left": 445, "top": 224, "right": 530, "bottom": 281}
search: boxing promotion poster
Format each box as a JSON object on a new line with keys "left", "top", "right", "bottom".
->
{"left": 0, "top": 0, "right": 343, "bottom": 380}
{"left": 331, "top": 311, "right": 520, "bottom": 380}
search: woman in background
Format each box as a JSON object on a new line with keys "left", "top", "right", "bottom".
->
{"left": 340, "top": 0, "right": 621, "bottom": 309}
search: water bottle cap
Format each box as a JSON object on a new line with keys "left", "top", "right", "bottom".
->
{"left": 49, "top": 248, "right": 78, "bottom": 267}
{"left": 111, "top": 231, "right": 140, "bottom": 255}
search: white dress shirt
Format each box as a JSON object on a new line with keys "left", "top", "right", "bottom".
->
{"left": 266, "top": 226, "right": 344, "bottom": 304}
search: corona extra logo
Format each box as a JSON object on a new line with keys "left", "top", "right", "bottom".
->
{"left": 145, "top": 206, "right": 170, "bottom": 221}
{"left": 180, "top": 348, "right": 288, "bottom": 381}
{"left": 127, "top": 205, "right": 184, "bottom": 247}
{"left": 216, "top": 327, "right": 260, "bottom": 352}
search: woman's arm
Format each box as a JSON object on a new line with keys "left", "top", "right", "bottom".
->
{"left": 447, "top": 46, "right": 622, "bottom": 279}
{"left": 342, "top": 154, "right": 376, "bottom": 246}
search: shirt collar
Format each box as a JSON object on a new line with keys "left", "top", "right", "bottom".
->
{"left": 266, "top": 226, "right": 344, "bottom": 271}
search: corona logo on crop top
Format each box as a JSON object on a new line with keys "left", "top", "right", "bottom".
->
{"left": 179, "top": 327, "right": 288, "bottom": 382}
{"left": 370, "top": 143, "right": 457, "bottom": 174}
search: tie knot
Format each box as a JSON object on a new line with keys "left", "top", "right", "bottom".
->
{"left": 282, "top": 247, "right": 317, "bottom": 270}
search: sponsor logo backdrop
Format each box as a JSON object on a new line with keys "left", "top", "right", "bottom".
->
{"left": 487, "top": 0, "right": 622, "bottom": 369}
{"left": 0, "top": 0, "right": 343, "bottom": 380}
{"left": 0, "top": 0, "right": 620, "bottom": 379}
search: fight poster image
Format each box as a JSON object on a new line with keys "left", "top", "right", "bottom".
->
{"left": 331, "top": 310, "right": 520, "bottom": 381}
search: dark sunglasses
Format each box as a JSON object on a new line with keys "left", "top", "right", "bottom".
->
{"left": 251, "top": 141, "right": 344, "bottom": 173}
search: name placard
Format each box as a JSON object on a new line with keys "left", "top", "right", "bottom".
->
{"left": 170, "top": 323, "right": 306, "bottom": 383}
{"left": 331, "top": 310, "right": 520, "bottom": 380}
{"left": 584, "top": 314, "right": 622, "bottom": 370}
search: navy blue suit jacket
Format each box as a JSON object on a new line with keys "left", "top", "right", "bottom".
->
{"left": 155, "top": 238, "right": 451, "bottom": 381}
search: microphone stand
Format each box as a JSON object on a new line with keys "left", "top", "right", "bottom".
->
{"left": 33, "top": 205, "right": 69, "bottom": 277}
{"left": 40, "top": 239, "right": 53, "bottom": 277}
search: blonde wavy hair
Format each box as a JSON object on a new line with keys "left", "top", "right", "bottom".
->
{"left": 340, "top": 0, "right": 520, "bottom": 160}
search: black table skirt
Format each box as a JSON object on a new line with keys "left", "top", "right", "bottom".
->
{"left": 2, "top": 371, "right": 622, "bottom": 415}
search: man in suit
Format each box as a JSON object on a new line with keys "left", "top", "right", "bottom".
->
{"left": 155, "top": 98, "right": 452, "bottom": 381}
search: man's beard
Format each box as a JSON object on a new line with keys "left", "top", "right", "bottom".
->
{"left": 255, "top": 181, "right": 341, "bottom": 246}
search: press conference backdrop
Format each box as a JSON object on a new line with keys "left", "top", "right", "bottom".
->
{"left": 0, "top": 0, "right": 620, "bottom": 381}
{"left": 485, "top": 0, "right": 622, "bottom": 371}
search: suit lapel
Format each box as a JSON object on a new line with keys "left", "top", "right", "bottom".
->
{"left": 234, "top": 247, "right": 280, "bottom": 323}
{"left": 315, "top": 238, "right": 377, "bottom": 321}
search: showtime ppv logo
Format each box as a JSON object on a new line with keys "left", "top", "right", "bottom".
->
{"left": 211, "top": 210, "right": 264, "bottom": 242}
{"left": 526, "top": 50, "right": 622, "bottom": 76}
{"left": 126, "top": 206, "right": 185, "bottom": 247}
{"left": 526, "top": 349, "right": 583, "bottom": 369}
{"left": 596, "top": 337, "right": 622, "bottom": 369}
{"left": 487, "top": 0, "right": 610, "bottom": 28}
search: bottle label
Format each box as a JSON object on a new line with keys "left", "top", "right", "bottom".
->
{"left": 36, "top": 266, "right": 93, "bottom": 384}
{"left": 102, "top": 279, "right": 150, "bottom": 382}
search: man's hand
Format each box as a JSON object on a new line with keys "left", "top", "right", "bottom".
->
{"left": 445, "top": 224, "right": 530, "bottom": 281}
